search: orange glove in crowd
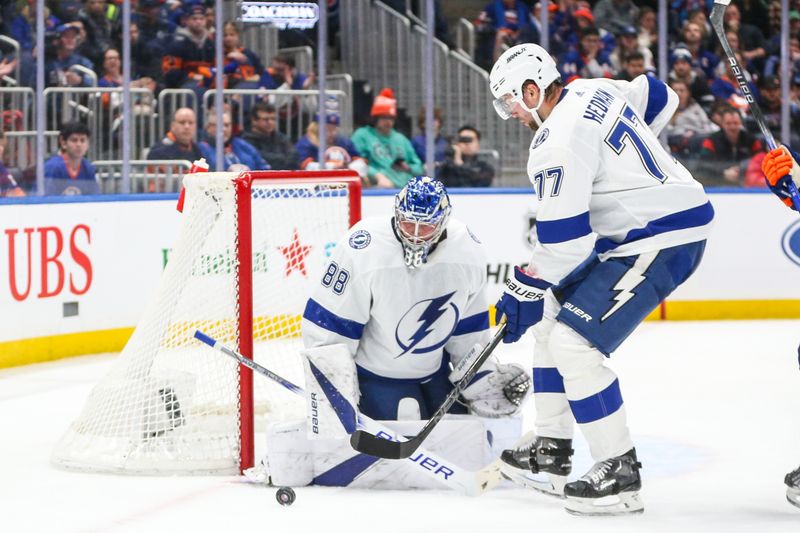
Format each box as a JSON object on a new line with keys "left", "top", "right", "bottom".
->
{"left": 762, "top": 147, "right": 797, "bottom": 209}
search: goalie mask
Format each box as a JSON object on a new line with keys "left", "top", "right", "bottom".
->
{"left": 394, "top": 176, "right": 451, "bottom": 269}
{"left": 489, "top": 43, "right": 560, "bottom": 128}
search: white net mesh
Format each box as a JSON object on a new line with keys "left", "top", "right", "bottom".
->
{"left": 51, "top": 172, "right": 357, "bottom": 474}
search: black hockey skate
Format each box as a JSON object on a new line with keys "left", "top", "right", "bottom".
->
{"left": 499, "top": 431, "right": 573, "bottom": 498}
{"left": 785, "top": 465, "right": 800, "bottom": 509}
{"left": 564, "top": 448, "right": 643, "bottom": 516}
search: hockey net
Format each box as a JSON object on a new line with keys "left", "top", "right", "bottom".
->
{"left": 51, "top": 170, "right": 361, "bottom": 474}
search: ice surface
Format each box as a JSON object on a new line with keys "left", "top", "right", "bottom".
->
{"left": 2, "top": 321, "right": 800, "bottom": 533}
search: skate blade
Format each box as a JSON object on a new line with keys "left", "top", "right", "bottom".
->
{"left": 500, "top": 464, "right": 566, "bottom": 499}
{"left": 786, "top": 487, "right": 800, "bottom": 510}
{"left": 565, "top": 491, "right": 644, "bottom": 516}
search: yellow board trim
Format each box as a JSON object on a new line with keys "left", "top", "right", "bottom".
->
{"left": 4, "top": 300, "right": 800, "bottom": 369}
{"left": 0, "top": 327, "right": 134, "bottom": 369}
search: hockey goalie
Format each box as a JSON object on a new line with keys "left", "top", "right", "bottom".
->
{"left": 253, "top": 176, "right": 529, "bottom": 491}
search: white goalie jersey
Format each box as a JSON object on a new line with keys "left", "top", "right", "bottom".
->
{"left": 302, "top": 216, "right": 490, "bottom": 380}
{"left": 528, "top": 75, "right": 715, "bottom": 284}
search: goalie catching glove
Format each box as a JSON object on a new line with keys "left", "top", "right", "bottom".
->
{"left": 450, "top": 345, "right": 531, "bottom": 418}
{"left": 762, "top": 145, "right": 800, "bottom": 210}
{"left": 495, "top": 266, "right": 551, "bottom": 344}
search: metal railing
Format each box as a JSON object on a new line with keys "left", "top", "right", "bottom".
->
{"left": 94, "top": 159, "right": 193, "bottom": 194}
{"left": 0, "top": 35, "right": 21, "bottom": 85}
{"left": 156, "top": 89, "right": 199, "bottom": 142}
{"left": 455, "top": 18, "right": 475, "bottom": 60}
{"left": 44, "top": 87, "right": 156, "bottom": 161}
{"left": 278, "top": 46, "right": 314, "bottom": 76}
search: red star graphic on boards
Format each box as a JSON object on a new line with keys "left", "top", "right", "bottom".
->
{"left": 278, "top": 228, "right": 313, "bottom": 277}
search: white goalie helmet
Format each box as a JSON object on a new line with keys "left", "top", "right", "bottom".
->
{"left": 489, "top": 43, "right": 561, "bottom": 127}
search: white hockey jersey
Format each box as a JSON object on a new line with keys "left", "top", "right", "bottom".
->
{"left": 527, "top": 75, "right": 714, "bottom": 284}
{"left": 302, "top": 216, "right": 490, "bottom": 380}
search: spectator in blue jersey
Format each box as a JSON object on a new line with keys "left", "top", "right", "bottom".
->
{"left": 258, "top": 54, "right": 317, "bottom": 129}
{"left": 295, "top": 113, "right": 365, "bottom": 176}
{"left": 221, "top": 21, "right": 263, "bottom": 89}
{"left": 45, "top": 24, "right": 95, "bottom": 87}
{"left": 199, "top": 109, "right": 269, "bottom": 171}
{"left": 10, "top": 2, "right": 59, "bottom": 87}
{"left": 44, "top": 122, "right": 100, "bottom": 196}
{"left": 161, "top": 2, "right": 214, "bottom": 89}
{"left": 563, "top": 9, "right": 616, "bottom": 58}
{"left": 678, "top": 20, "right": 719, "bottom": 80}
{"left": 559, "top": 26, "right": 614, "bottom": 83}
{"left": 411, "top": 107, "right": 449, "bottom": 179}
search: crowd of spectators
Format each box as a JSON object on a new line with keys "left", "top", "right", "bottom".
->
{"left": 0, "top": 1, "right": 797, "bottom": 196}
{"left": 472, "top": 0, "right": 800, "bottom": 189}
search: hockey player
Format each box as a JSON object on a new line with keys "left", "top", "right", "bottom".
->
{"left": 302, "top": 175, "right": 529, "bottom": 422}
{"left": 488, "top": 44, "right": 714, "bottom": 515}
{"left": 761, "top": 147, "right": 800, "bottom": 508}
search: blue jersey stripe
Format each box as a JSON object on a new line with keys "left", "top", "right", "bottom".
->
{"left": 595, "top": 201, "right": 714, "bottom": 254}
{"left": 303, "top": 298, "right": 365, "bottom": 340}
{"left": 533, "top": 367, "right": 565, "bottom": 393}
{"left": 569, "top": 378, "right": 624, "bottom": 424}
{"left": 453, "top": 311, "right": 489, "bottom": 336}
{"left": 644, "top": 75, "right": 669, "bottom": 126}
{"left": 313, "top": 453, "right": 380, "bottom": 486}
{"left": 537, "top": 211, "right": 592, "bottom": 244}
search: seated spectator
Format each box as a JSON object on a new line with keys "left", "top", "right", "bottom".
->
{"left": 258, "top": 54, "right": 317, "bottom": 135}
{"left": 592, "top": 0, "right": 639, "bottom": 37}
{"left": 722, "top": 2, "right": 766, "bottom": 71}
{"left": 45, "top": 24, "right": 95, "bottom": 87}
{"left": 44, "top": 122, "right": 100, "bottom": 195}
{"left": 710, "top": 51, "right": 757, "bottom": 117}
{"left": 474, "top": 0, "right": 535, "bottom": 69}
{"left": 440, "top": 126, "right": 494, "bottom": 188}
{"left": 411, "top": 106, "right": 449, "bottom": 178}
{"left": 199, "top": 109, "right": 269, "bottom": 171}
{"left": 668, "top": 46, "right": 712, "bottom": 106}
{"left": 764, "top": 34, "right": 800, "bottom": 79}
{"left": 678, "top": 20, "right": 719, "bottom": 80}
{"left": 296, "top": 113, "right": 367, "bottom": 179}
{"left": 560, "top": 26, "right": 614, "bottom": 83}
{"left": 0, "top": 131, "right": 24, "bottom": 197}
{"left": 351, "top": 88, "right": 423, "bottom": 188}
{"left": 609, "top": 25, "right": 653, "bottom": 73}
{"left": 162, "top": 2, "right": 214, "bottom": 89}
{"left": 98, "top": 48, "right": 157, "bottom": 110}
{"left": 241, "top": 102, "right": 299, "bottom": 170}
{"left": 221, "top": 21, "right": 263, "bottom": 89}
{"left": 636, "top": 7, "right": 657, "bottom": 53}
{"left": 148, "top": 107, "right": 203, "bottom": 161}
{"left": 666, "top": 79, "right": 719, "bottom": 157}
{"left": 758, "top": 76, "right": 800, "bottom": 147}
{"left": 78, "top": 0, "right": 120, "bottom": 68}
{"left": 563, "top": 8, "right": 616, "bottom": 56}
{"left": 614, "top": 51, "right": 649, "bottom": 82}
{"left": 695, "top": 107, "right": 764, "bottom": 187}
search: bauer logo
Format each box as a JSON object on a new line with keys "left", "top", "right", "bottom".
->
{"left": 349, "top": 230, "right": 371, "bottom": 249}
{"left": 781, "top": 220, "right": 800, "bottom": 267}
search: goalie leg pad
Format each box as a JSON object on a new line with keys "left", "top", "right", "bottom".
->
{"left": 302, "top": 344, "right": 359, "bottom": 438}
{"left": 260, "top": 420, "right": 314, "bottom": 487}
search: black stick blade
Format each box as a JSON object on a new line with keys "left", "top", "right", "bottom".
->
{"left": 349, "top": 429, "right": 415, "bottom": 460}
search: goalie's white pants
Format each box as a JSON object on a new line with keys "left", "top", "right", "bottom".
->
{"left": 532, "top": 299, "right": 633, "bottom": 462}
{"left": 261, "top": 415, "right": 521, "bottom": 489}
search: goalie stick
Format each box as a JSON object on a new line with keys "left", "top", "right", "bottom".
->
{"left": 193, "top": 330, "right": 502, "bottom": 496}
{"left": 349, "top": 322, "right": 507, "bottom": 460}
{"left": 710, "top": 0, "right": 800, "bottom": 211}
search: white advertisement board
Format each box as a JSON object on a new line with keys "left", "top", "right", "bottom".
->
{"left": 1, "top": 191, "right": 798, "bottom": 362}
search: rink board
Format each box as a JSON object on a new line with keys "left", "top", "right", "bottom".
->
{"left": 1, "top": 189, "right": 798, "bottom": 367}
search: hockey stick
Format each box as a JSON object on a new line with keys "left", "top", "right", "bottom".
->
{"left": 349, "top": 322, "right": 507, "bottom": 460}
{"left": 710, "top": 0, "right": 800, "bottom": 211}
{"left": 193, "top": 330, "right": 502, "bottom": 496}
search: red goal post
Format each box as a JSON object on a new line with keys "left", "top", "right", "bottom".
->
{"left": 52, "top": 169, "right": 362, "bottom": 475}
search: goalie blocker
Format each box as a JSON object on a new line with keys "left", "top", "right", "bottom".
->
{"left": 251, "top": 344, "right": 523, "bottom": 490}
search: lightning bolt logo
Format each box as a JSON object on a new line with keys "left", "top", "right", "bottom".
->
{"left": 601, "top": 252, "right": 658, "bottom": 322}
{"left": 395, "top": 292, "right": 459, "bottom": 357}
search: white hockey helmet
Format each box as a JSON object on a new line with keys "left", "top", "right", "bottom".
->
{"left": 489, "top": 44, "right": 561, "bottom": 127}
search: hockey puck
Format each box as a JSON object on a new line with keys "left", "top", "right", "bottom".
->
{"left": 275, "top": 486, "right": 295, "bottom": 506}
